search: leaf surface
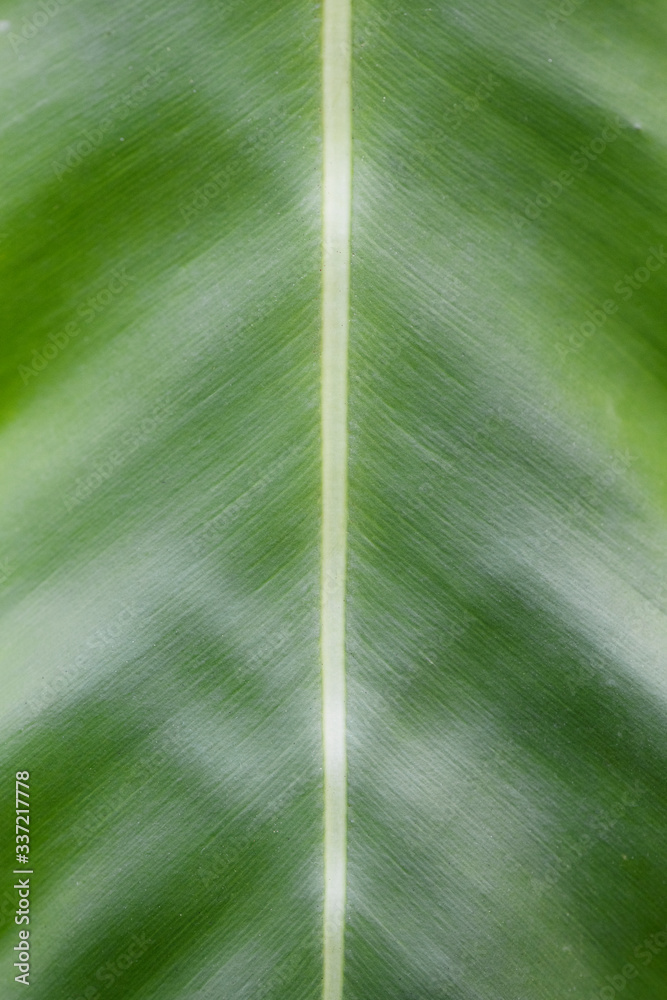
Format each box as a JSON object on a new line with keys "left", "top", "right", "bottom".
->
{"left": 1, "top": 1, "right": 666, "bottom": 999}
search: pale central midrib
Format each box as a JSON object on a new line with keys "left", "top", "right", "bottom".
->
{"left": 320, "top": 1, "right": 351, "bottom": 999}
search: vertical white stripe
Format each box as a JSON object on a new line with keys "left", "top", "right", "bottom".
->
{"left": 321, "top": 1, "right": 351, "bottom": 999}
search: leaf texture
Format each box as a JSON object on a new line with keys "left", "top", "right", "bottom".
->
{"left": 1, "top": 1, "right": 667, "bottom": 999}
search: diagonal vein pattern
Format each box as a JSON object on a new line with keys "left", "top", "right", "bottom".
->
{"left": 320, "top": 0, "right": 352, "bottom": 998}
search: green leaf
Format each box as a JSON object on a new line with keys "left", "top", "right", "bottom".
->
{"left": 1, "top": 1, "right": 667, "bottom": 999}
